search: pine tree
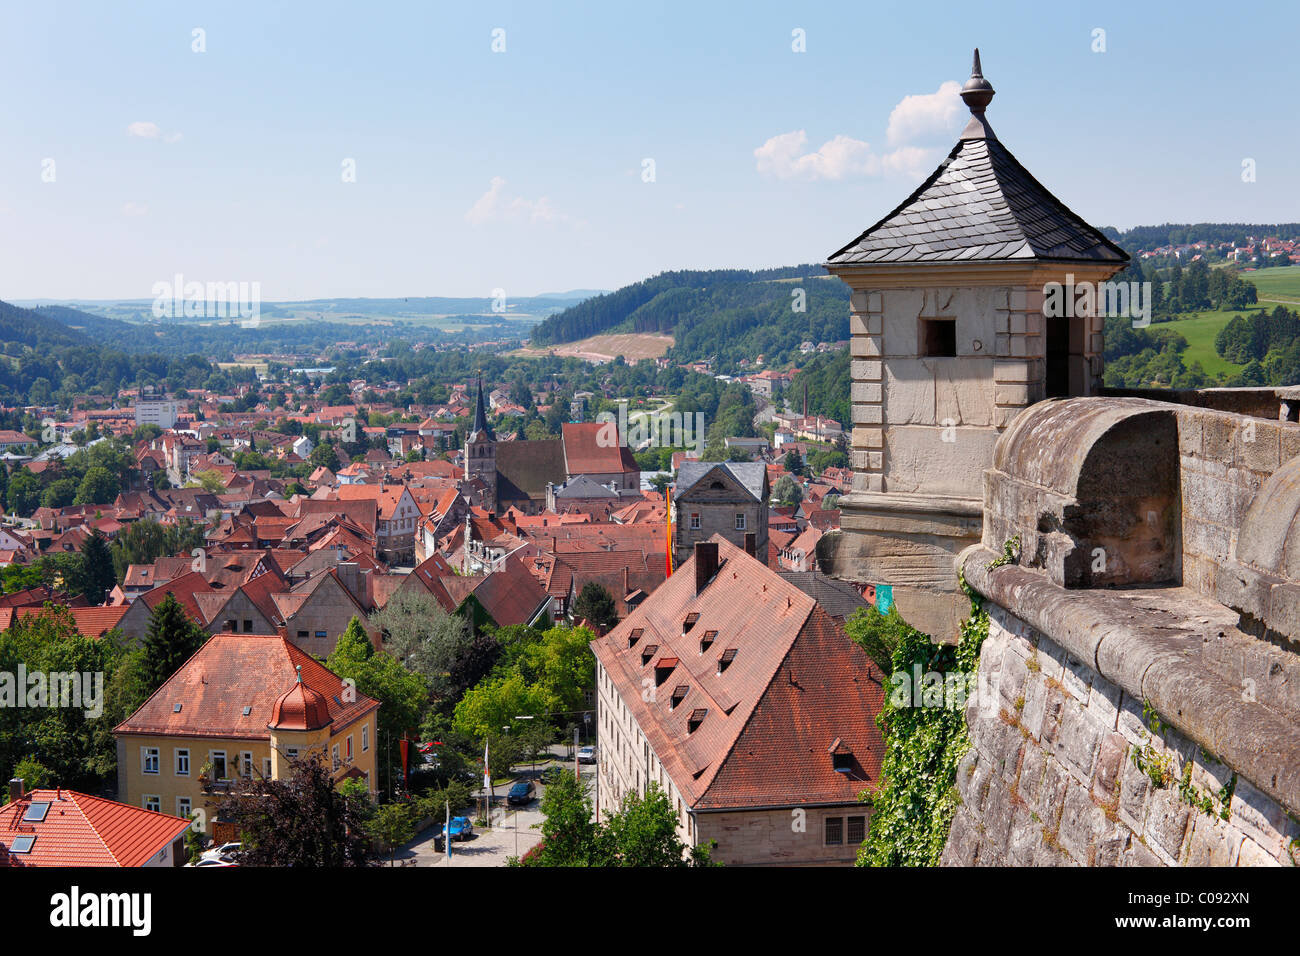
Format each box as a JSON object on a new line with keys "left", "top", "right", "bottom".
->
{"left": 79, "top": 528, "right": 116, "bottom": 605}
{"left": 141, "top": 593, "right": 208, "bottom": 693}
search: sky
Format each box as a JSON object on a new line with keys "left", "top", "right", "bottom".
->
{"left": 1, "top": 0, "right": 1297, "bottom": 301}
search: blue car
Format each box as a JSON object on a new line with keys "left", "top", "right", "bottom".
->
{"left": 446, "top": 816, "right": 474, "bottom": 841}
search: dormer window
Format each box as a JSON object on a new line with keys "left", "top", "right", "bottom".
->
{"left": 641, "top": 644, "right": 660, "bottom": 666}
{"left": 718, "top": 648, "right": 737, "bottom": 674}
{"left": 682, "top": 612, "right": 700, "bottom": 634}
{"left": 670, "top": 685, "right": 688, "bottom": 710}
{"left": 699, "top": 629, "right": 717, "bottom": 653}
{"left": 687, "top": 708, "right": 708, "bottom": 733}
{"left": 654, "top": 657, "right": 678, "bottom": 686}
{"left": 628, "top": 627, "right": 644, "bottom": 649}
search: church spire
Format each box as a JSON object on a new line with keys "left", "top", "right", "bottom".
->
{"left": 471, "top": 378, "right": 494, "bottom": 441}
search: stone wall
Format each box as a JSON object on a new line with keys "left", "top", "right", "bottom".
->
{"left": 697, "top": 806, "right": 864, "bottom": 867}
{"left": 942, "top": 602, "right": 1299, "bottom": 867}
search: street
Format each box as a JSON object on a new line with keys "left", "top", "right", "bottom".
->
{"left": 386, "top": 752, "right": 596, "bottom": 867}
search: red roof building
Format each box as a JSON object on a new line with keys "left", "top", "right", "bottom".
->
{"left": 590, "top": 534, "right": 887, "bottom": 865}
{"left": 0, "top": 783, "right": 190, "bottom": 867}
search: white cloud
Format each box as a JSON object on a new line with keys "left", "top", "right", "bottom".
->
{"left": 754, "top": 131, "right": 940, "bottom": 182}
{"left": 885, "top": 80, "right": 962, "bottom": 146}
{"left": 127, "top": 121, "right": 182, "bottom": 143}
{"left": 465, "top": 176, "right": 570, "bottom": 226}
{"left": 755, "top": 81, "right": 962, "bottom": 182}
{"left": 754, "top": 131, "right": 878, "bottom": 181}
{"left": 122, "top": 201, "right": 148, "bottom": 217}
{"left": 880, "top": 145, "right": 940, "bottom": 180}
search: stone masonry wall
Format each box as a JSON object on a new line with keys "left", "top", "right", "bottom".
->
{"left": 942, "top": 602, "right": 1300, "bottom": 867}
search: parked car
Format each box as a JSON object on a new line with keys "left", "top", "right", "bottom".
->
{"left": 200, "top": 842, "right": 242, "bottom": 862}
{"left": 577, "top": 746, "right": 597, "bottom": 764}
{"left": 507, "top": 780, "right": 536, "bottom": 806}
{"left": 185, "top": 857, "right": 238, "bottom": 867}
{"left": 447, "top": 816, "right": 473, "bottom": 841}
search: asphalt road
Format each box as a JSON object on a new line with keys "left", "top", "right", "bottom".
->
{"left": 388, "top": 756, "right": 595, "bottom": 867}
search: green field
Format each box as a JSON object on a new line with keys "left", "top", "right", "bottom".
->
{"left": 1155, "top": 309, "right": 1267, "bottom": 378}
{"left": 1247, "top": 265, "right": 1300, "bottom": 308}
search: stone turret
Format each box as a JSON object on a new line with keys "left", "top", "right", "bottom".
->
{"left": 822, "top": 51, "right": 1129, "bottom": 641}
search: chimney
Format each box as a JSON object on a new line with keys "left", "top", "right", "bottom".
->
{"left": 694, "top": 541, "right": 719, "bottom": 595}
{"left": 744, "top": 532, "right": 756, "bottom": 557}
{"left": 9, "top": 778, "right": 23, "bottom": 803}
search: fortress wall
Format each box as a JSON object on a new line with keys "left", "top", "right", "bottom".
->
{"left": 942, "top": 601, "right": 1299, "bottom": 867}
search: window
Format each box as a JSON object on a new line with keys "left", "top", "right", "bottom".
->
{"left": 175, "top": 749, "right": 190, "bottom": 776}
{"left": 847, "top": 815, "right": 866, "bottom": 844}
{"left": 263, "top": 757, "right": 273, "bottom": 779}
{"left": 670, "top": 685, "right": 688, "bottom": 710}
{"left": 315, "top": 630, "right": 327, "bottom": 639}
{"left": 142, "top": 747, "right": 159, "bottom": 775}
{"left": 687, "top": 708, "right": 707, "bottom": 733}
{"left": 144, "top": 795, "right": 161, "bottom": 813}
{"left": 345, "top": 736, "right": 353, "bottom": 762}
{"left": 177, "top": 797, "right": 191, "bottom": 819}
{"left": 699, "top": 629, "right": 717, "bottom": 653}
{"left": 689, "top": 513, "right": 701, "bottom": 530}
{"left": 243, "top": 619, "right": 253, "bottom": 632}
{"left": 825, "top": 816, "right": 843, "bottom": 846}
{"left": 240, "top": 752, "right": 253, "bottom": 778}
{"left": 920, "top": 317, "right": 957, "bottom": 357}
{"left": 718, "top": 648, "right": 737, "bottom": 673}
{"left": 297, "top": 630, "right": 308, "bottom": 639}
{"left": 735, "top": 513, "right": 746, "bottom": 530}
{"left": 362, "top": 725, "right": 369, "bottom": 752}
{"left": 286, "top": 748, "right": 299, "bottom": 761}
{"left": 211, "top": 751, "right": 227, "bottom": 780}
{"left": 332, "top": 745, "right": 340, "bottom": 771}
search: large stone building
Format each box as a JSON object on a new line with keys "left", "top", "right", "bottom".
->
{"left": 590, "top": 536, "right": 886, "bottom": 865}
{"left": 672, "top": 461, "right": 768, "bottom": 568}
{"left": 822, "top": 51, "right": 1128, "bottom": 642}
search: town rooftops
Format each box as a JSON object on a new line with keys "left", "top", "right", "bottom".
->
{"left": 827, "top": 51, "right": 1127, "bottom": 269}
{"left": 0, "top": 787, "right": 190, "bottom": 867}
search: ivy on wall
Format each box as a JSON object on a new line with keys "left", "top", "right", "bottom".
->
{"left": 847, "top": 588, "right": 989, "bottom": 867}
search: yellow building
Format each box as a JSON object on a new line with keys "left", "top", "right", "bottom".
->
{"left": 114, "top": 632, "right": 380, "bottom": 840}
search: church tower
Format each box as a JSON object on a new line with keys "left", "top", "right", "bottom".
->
{"left": 465, "top": 379, "right": 497, "bottom": 512}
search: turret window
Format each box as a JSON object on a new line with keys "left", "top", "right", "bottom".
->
{"left": 921, "top": 317, "right": 957, "bottom": 357}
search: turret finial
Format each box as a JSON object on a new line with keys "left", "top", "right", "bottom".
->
{"left": 958, "top": 48, "right": 997, "bottom": 140}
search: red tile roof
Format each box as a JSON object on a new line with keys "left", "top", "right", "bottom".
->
{"left": 114, "top": 632, "right": 379, "bottom": 740}
{"left": 591, "top": 535, "right": 886, "bottom": 811}
{"left": 0, "top": 789, "right": 190, "bottom": 867}
{"left": 562, "top": 422, "right": 639, "bottom": 476}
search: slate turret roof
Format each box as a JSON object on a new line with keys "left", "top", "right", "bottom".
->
{"left": 827, "top": 50, "right": 1127, "bottom": 268}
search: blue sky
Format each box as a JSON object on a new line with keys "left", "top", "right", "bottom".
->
{"left": 1, "top": 0, "right": 1297, "bottom": 300}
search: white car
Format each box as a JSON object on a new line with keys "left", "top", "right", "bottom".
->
{"left": 200, "top": 841, "right": 242, "bottom": 862}
{"left": 577, "top": 746, "right": 597, "bottom": 764}
{"left": 186, "top": 857, "right": 238, "bottom": 867}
